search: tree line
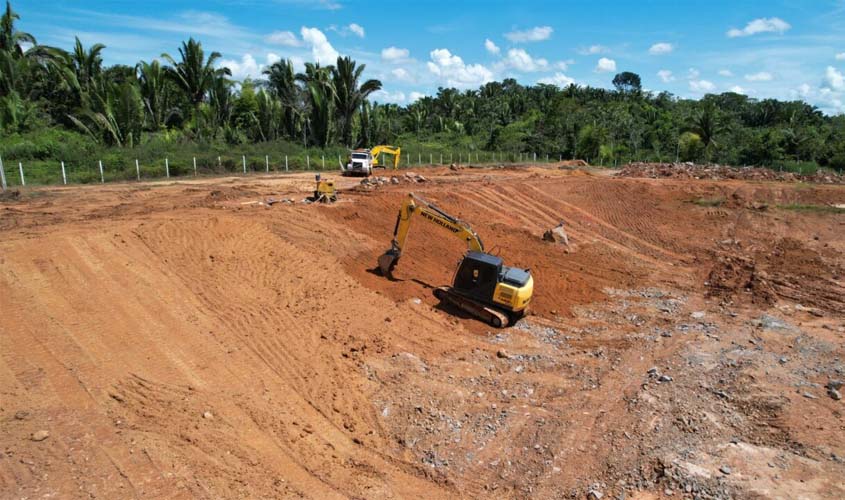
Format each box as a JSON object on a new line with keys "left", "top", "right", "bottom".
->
{"left": 2, "top": 1, "right": 844, "bottom": 170}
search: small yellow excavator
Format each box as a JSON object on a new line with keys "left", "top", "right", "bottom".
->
{"left": 378, "top": 193, "right": 533, "bottom": 327}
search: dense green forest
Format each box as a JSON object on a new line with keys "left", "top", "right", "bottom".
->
{"left": 1, "top": 1, "right": 844, "bottom": 184}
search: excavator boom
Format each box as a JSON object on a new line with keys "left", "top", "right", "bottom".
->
{"left": 371, "top": 145, "right": 401, "bottom": 169}
{"left": 378, "top": 193, "right": 483, "bottom": 277}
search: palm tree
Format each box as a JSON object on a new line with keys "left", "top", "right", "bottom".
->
{"left": 136, "top": 59, "right": 170, "bottom": 129}
{"left": 0, "top": 1, "right": 35, "bottom": 58}
{"left": 331, "top": 56, "right": 381, "bottom": 146}
{"left": 69, "top": 80, "right": 143, "bottom": 147}
{"left": 162, "top": 38, "right": 230, "bottom": 111}
{"left": 296, "top": 62, "right": 335, "bottom": 147}
{"left": 263, "top": 59, "right": 301, "bottom": 139}
{"left": 70, "top": 37, "right": 105, "bottom": 93}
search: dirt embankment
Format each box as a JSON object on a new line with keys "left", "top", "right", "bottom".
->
{"left": 1, "top": 167, "right": 844, "bottom": 499}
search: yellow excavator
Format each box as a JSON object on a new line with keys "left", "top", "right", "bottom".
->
{"left": 378, "top": 193, "right": 533, "bottom": 327}
{"left": 343, "top": 145, "right": 401, "bottom": 176}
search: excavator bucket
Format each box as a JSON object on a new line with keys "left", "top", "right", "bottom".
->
{"left": 378, "top": 248, "right": 400, "bottom": 277}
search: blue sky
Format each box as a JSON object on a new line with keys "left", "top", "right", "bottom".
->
{"left": 16, "top": 0, "right": 845, "bottom": 114}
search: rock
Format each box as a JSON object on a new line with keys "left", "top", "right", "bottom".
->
{"left": 587, "top": 489, "right": 604, "bottom": 500}
{"left": 778, "top": 357, "right": 788, "bottom": 364}
{"left": 202, "top": 411, "right": 214, "bottom": 419}
{"left": 417, "top": 175, "right": 428, "bottom": 182}
{"left": 647, "top": 367, "right": 659, "bottom": 375}
{"left": 514, "top": 365, "right": 524, "bottom": 373}
{"left": 31, "top": 430, "right": 49, "bottom": 442}
{"left": 14, "top": 410, "right": 29, "bottom": 420}
{"left": 691, "top": 311, "right": 706, "bottom": 320}
{"left": 496, "top": 349, "right": 510, "bottom": 359}
{"left": 390, "top": 177, "right": 400, "bottom": 184}
{"left": 719, "top": 465, "right": 732, "bottom": 475}
{"left": 659, "top": 375, "right": 673, "bottom": 383}
{"left": 829, "top": 389, "right": 842, "bottom": 401}
{"left": 803, "top": 392, "right": 818, "bottom": 399}
{"left": 827, "top": 380, "right": 844, "bottom": 390}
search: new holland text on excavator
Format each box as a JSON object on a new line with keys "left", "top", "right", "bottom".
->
{"left": 378, "top": 193, "right": 533, "bottom": 327}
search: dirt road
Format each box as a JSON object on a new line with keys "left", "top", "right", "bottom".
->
{"left": 1, "top": 166, "right": 844, "bottom": 498}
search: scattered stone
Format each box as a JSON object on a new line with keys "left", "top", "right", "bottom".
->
{"left": 778, "top": 357, "right": 788, "bottom": 364}
{"left": 390, "top": 177, "right": 400, "bottom": 184}
{"left": 802, "top": 392, "right": 817, "bottom": 400}
{"left": 659, "top": 375, "right": 673, "bottom": 383}
{"left": 202, "top": 411, "right": 214, "bottom": 420}
{"left": 827, "top": 380, "right": 843, "bottom": 390}
{"left": 691, "top": 311, "right": 706, "bottom": 320}
{"left": 496, "top": 349, "right": 510, "bottom": 359}
{"left": 31, "top": 430, "right": 49, "bottom": 442}
{"left": 829, "top": 389, "right": 842, "bottom": 401}
{"left": 719, "top": 465, "right": 732, "bottom": 475}
{"left": 514, "top": 365, "right": 524, "bottom": 373}
{"left": 14, "top": 410, "right": 29, "bottom": 420}
{"left": 647, "top": 367, "right": 659, "bottom": 375}
{"left": 587, "top": 489, "right": 604, "bottom": 500}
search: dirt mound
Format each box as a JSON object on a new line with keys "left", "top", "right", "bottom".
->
{"left": 707, "top": 238, "right": 845, "bottom": 312}
{"left": 617, "top": 162, "right": 845, "bottom": 184}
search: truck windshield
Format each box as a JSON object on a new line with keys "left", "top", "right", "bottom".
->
{"left": 351, "top": 153, "right": 368, "bottom": 160}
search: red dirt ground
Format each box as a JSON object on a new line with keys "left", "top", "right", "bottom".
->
{"left": 1, "top": 166, "right": 844, "bottom": 499}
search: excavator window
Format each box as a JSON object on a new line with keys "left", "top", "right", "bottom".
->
{"left": 454, "top": 253, "right": 500, "bottom": 300}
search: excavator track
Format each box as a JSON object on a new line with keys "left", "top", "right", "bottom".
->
{"left": 433, "top": 287, "right": 510, "bottom": 328}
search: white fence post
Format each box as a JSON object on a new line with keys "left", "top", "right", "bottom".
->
{"left": 265, "top": 155, "right": 269, "bottom": 173}
{"left": 307, "top": 154, "right": 310, "bottom": 169}
{"left": 98, "top": 160, "right": 104, "bottom": 183}
{"left": 285, "top": 155, "right": 288, "bottom": 171}
{"left": 430, "top": 153, "right": 432, "bottom": 165}
{"left": 19, "top": 162, "right": 25, "bottom": 186}
{"left": 0, "top": 155, "right": 6, "bottom": 190}
{"left": 61, "top": 161, "right": 67, "bottom": 185}
{"left": 418, "top": 152, "right": 421, "bottom": 165}
{"left": 165, "top": 158, "right": 170, "bottom": 178}
{"left": 439, "top": 153, "right": 442, "bottom": 165}
{"left": 218, "top": 156, "right": 221, "bottom": 168}
{"left": 242, "top": 155, "right": 246, "bottom": 174}
{"left": 533, "top": 152, "right": 537, "bottom": 162}
{"left": 135, "top": 159, "right": 140, "bottom": 181}
{"left": 322, "top": 155, "right": 325, "bottom": 169}
{"left": 193, "top": 157, "right": 197, "bottom": 176}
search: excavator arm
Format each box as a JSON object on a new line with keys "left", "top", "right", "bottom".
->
{"left": 378, "top": 193, "right": 483, "bottom": 276}
{"left": 370, "top": 145, "right": 401, "bottom": 169}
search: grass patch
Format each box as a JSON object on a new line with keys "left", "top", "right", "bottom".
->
{"left": 776, "top": 203, "right": 845, "bottom": 214}
{"left": 692, "top": 197, "right": 726, "bottom": 207}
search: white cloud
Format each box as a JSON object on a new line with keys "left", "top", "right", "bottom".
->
{"left": 687, "top": 68, "right": 700, "bottom": 79}
{"left": 390, "top": 68, "right": 412, "bottom": 82}
{"left": 537, "top": 72, "right": 576, "bottom": 87}
{"left": 485, "top": 38, "right": 500, "bottom": 55}
{"left": 504, "top": 26, "right": 553, "bottom": 43}
{"left": 727, "top": 17, "right": 791, "bottom": 38}
{"left": 649, "top": 42, "right": 674, "bottom": 55}
{"left": 300, "top": 26, "right": 339, "bottom": 64}
{"left": 595, "top": 57, "right": 616, "bottom": 73}
{"left": 836, "top": 53, "right": 845, "bottom": 61}
{"left": 657, "top": 70, "right": 674, "bottom": 83}
{"left": 371, "top": 89, "right": 406, "bottom": 103}
{"left": 502, "top": 48, "right": 549, "bottom": 72}
{"left": 348, "top": 23, "right": 365, "bottom": 38}
{"left": 689, "top": 79, "right": 716, "bottom": 92}
{"left": 797, "top": 83, "right": 812, "bottom": 97}
{"left": 381, "top": 46, "right": 409, "bottom": 62}
{"left": 427, "top": 48, "right": 493, "bottom": 87}
{"left": 409, "top": 91, "right": 426, "bottom": 102}
{"left": 265, "top": 30, "right": 301, "bottom": 47}
{"left": 219, "top": 53, "right": 281, "bottom": 80}
{"left": 745, "top": 71, "right": 773, "bottom": 81}
{"left": 729, "top": 85, "right": 746, "bottom": 94}
{"left": 718, "top": 69, "right": 734, "bottom": 77}
{"left": 578, "top": 44, "right": 608, "bottom": 55}
{"left": 824, "top": 66, "right": 845, "bottom": 90}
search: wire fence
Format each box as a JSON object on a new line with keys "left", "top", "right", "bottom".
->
{"left": 0, "top": 150, "right": 568, "bottom": 189}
